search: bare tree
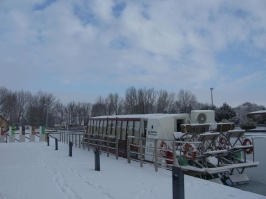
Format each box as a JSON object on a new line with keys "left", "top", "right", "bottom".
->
{"left": 156, "top": 90, "right": 176, "bottom": 113}
{"left": 91, "top": 96, "right": 108, "bottom": 116}
{"left": 141, "top": 88, "right": 157, "bottom": 114}
{"left": 235, "top": 102, "right": 266, "bottom": 120}
{"left": 81, "top": 102, "right": 92, "bottom": 125}
{"left": 124, "top": 87, "right": 138, "bottom": 114}
{"left": 15, "top": 90, "right": 31, "bottom": 124}
{"left": 176, "top": 89, "right": 197, "bottom": 112}
{"left": 107, "top": 93, "right": 124, "bottom": 115}
{"left": 66, "top": 101, "right": 78, "bottom": 125}
{"left": 26, "top": 91, "right": 56, "bottom": 126}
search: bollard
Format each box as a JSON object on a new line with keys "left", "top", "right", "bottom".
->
{"left": 172, "top": 166, "right": 184, "bottom": 199}
{"left": 47, "top": 135, "right": 49, "bottom": 146}
{"left": 69, "top": 141, "right": 73, "bottom": 157}
{"left": 55, "top": 138, "right": 58, "bottom": 150}
{"left": 94, "top": 147, "right": 100, "bottom": 171}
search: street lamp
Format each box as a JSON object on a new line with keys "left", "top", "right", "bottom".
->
{"left": 210, "top": 88, "right": 214, "bottom": 108}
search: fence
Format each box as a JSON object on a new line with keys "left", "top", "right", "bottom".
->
{"left": 59, "top": 132, "right": 187, "bottom": 172}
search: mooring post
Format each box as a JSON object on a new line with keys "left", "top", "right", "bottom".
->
{"left": 107, "top": 136, "right": 110, "bottom": 157}
{"left": 115, "top": 136, "right": 118, "bottom": 160}
{"left": 172, "top": 166, "right": 185, "bottom": 199}
{"left": 55, "top": 138, "right": 58, "bottom": 150}
{"left": 47, "top": 134, "right": 49, "bottom": 146}
{"left": 69, "top": 141, "right": 73, "bottom": 157}
{"left": 94, "top": 147, "right": 100, "bottom": 171}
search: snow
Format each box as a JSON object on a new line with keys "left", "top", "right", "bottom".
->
{"left": 248, "top": 110, "right": 266, "bottom": 114}
{"left": 1, "top": 138, "right": 266, "bottom": 199}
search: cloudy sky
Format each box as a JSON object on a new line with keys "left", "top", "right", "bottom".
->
{"left": 1, "top": 0, "right": 265, "bottom": 107}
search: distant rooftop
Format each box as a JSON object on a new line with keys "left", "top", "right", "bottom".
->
{"left": 247, "top": 110, "right": 266, "bottom": 114}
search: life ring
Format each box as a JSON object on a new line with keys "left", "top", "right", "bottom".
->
{"left": 242, "top": 138, "right": 254, "bottom": 154}
{"left": 218, "top": 137, "right": 229, "bottom": 149}
{"left": 182, "top": 143, "right": 197, "bottom": 160}
{"left": 160, "top": 141, "right": 173, "bottom": 164}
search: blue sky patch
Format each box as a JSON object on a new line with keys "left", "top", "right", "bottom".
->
{"left": 109, "top": 36, "right": 132, "bottom": 50}
{"left": 34, "top": 0, "right": 57, "bottom": 11}
{"left": 112, "top": 2, "right": 126, "bottom": 18}
{"left": 73, "top": 5, "right": 96, "bottom": 26}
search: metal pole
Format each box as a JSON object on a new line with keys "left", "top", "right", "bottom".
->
{"left": 140, "top": 139, "right": 143, "bottom": 167}
{"left": 47, "top": 134, "right": 49, "bottom": 146}
{"left": 172, "top": 166, "right": 185, "bottom": 199}
{"left": 94, "top": 147, "right": 100, "bottom": 171}
{"left": 55, "top": 138, "right": 58, "bottom": 150}
{"left": 210, "top": 87, "right": 214, "bottom": 107}
{"left": 69, "top": 141, "right": 73, "bottom": 157}
{"left": 45, "top": 105, "right": 48, "bottom": 130}
{"left": 107, "top": 136, "right": 110, "bottom": 157}
{"left": 173, "top": 141, "right": 177, "bottom": 167}
{"left": 127, "top": 138, "right": 131, "bottom": 163}
{"left": 79, "top": 134, "right": 81, "bottom": 148}
{"left": 75, "top": 133, "right": 77, "bottom": 147}
{"left": 115, "top": 136, "right": 118, "bottom": 160}
{"left": 154, "top": 139, "right": 158, "bottom": 172}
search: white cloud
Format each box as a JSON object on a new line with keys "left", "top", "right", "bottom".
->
{"left": 0, "top": 0, "right": 265, "bottom": 106}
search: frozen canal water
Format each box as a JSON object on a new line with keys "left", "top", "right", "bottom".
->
{"left": 235, "top": 133, "right": 266, "bottom": 196}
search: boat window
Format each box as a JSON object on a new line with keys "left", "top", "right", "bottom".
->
{"left": 176, "top": 119, "right": 183, "bottom": 132}
{"left": 127, "top": 121, "right": 133, "bottom": 137}
{"left": 144, "top": 120, "right": 147, "bottom": 138}
{"left": 133, "top": 121, "right": 140, "bottom": 143}
{"left": 121, "top": 121, "right": 127, "bottom": 140}
{"left": 116, "top": 120, "right": 121, "bottom": 138}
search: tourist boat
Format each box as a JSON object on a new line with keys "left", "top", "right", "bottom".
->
{"left": 85, "top": 110, "right": 259, "bottom": 185}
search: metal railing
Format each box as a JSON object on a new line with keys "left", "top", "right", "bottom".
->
{"left": 60, "top": 131, "right": 84, "bottom": 149}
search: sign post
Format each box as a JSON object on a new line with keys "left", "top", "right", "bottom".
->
{"left": 8, "top": 126, "right": 15, "bottom": 142}
{"left": 39, "top": 126, "right": 45, "bottom": 142}
{"left": 19, "top": 126, "right": 25, "bottom": 142}
{"left": 29, "top": 126, "right": 35, "bottom": 142}
{"left": 0, "top": 127, "right": 4, "bottom": 143}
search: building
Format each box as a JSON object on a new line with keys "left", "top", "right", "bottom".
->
{"left": 0, "top": 115, "right": 9, "bottom": 133}
{"left": 247, "top": 110, "right": 266, "bottom": 123}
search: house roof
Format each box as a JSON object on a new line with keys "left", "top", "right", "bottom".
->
{"left": 247, "top": 110, "right": 266, "bottom": 114}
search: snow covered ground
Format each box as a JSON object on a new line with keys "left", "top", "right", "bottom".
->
{"left": 0, "top": 138, "right": 265, "bottom": 199}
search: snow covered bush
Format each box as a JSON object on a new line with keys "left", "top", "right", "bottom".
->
{"left": 215, "top": 103, "right": 236, "bottom": 122}
{"left": 240, "top": 118, "right": 256, "bottom": 130}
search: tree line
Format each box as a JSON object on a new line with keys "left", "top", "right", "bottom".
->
{"left": 0, "top": 86, "right": 265, "bottom": 127}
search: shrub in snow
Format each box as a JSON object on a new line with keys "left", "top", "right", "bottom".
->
{"left": 240, "top": 118, "right": 256, "bottom": 130}
{"left": 215, "top": 103, "right": 236, "bottom": 122}
{"left": 253, "top": 114, "right": 264, "bottom": 124}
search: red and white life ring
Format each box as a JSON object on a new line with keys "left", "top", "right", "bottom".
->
{"left": 242, "top": 138, "right": 254, "bottom": 154}
{"left": 218, "top": 137, "right": 229, "bottom": 149}
{"left": 182, "top": 143, "right": 197, "bottom": 160}
{"left": 160, "top": 141, "right": 173, "bottom": 164}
